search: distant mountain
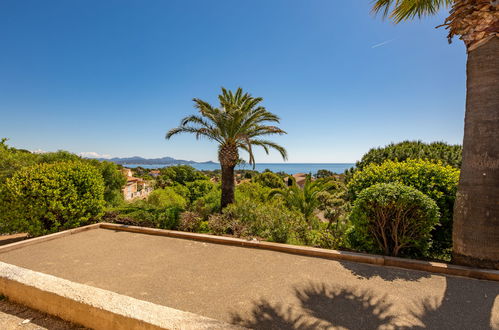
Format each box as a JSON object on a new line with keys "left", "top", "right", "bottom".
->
{"left": 95, "top": 156, "right": 217, "bottom": 165}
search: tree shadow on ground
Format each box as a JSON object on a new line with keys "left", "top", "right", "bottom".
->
{"left": 339, "top": 260, "right": 431, "bottom": 282}
{"left": 231, "top": 282, "right": 397, "bottom": 329}
{"left": 405, "top": 276, "right": 499, "bottom": 330}
{"left": 231, "top": 276, "right": 498, "bottom": 329}
{"left": 339, "top": 260, "right": 498, "bottom": 329}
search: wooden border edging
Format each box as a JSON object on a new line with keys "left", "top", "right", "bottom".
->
{"left": 99, "top": 223, "right": 499, "bottom": 282}
{"left": 0, "top": 261, "right": 242, "bottom": 330}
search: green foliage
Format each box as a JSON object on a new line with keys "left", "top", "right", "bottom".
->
{"left": 157, "top": 165, "right": 207, "bottom": 187}
{"left": 355, "top": 141, "right": 462, "bottom": 172}
{"left": 191, "top": 187, "right": 221, "bottom": 219}
{"left": 236, "top": 182, "right": 272, "bottom": 202}
{"left": 87, "top": 160, "right": 126, "bottom": 206}
{"left": 372, "top": 0, "right": 452, "bottom": 23}
{"left": 305, "top": 228, "right": 345, "bottom": 249}
{"left": 104, "top": 204, "right": 181, "bottom": 230}
{"left": 0, "top": 139, "right": 38, "bottom": 183}
{"left": 0, "top": 161, "right": 105, "bottom": 236}
{"left": 316, "top": 169, "right": 334, "bottom": 179}
{"left": 147, "top": 188, "right": 188, "bottom": 209}
{"left": 185, "top": 179, "right": 216, "bottom": 203}
{"left": 347, "top": 159, "right": 459, "bottom": 255}
{"left": 166, "top": 87, "right": 288, "bottom": 167}
{"left": 269, "top": 177, "right": 335, "bottom": 225}
{"left": 209, "top": 197, "right": 306, "bottom": 243}
{"left": 349, "top": 183, "right": 439, "bottom": 257}
{"left": 253, "top": 172, "right": 286, "bottom": 189}
{"left": 0, "top": 140, "right": 125, "bottom": 206}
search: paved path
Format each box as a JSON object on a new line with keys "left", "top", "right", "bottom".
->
{"left": 0, "top": 228, "right": 497, "bottom": 329}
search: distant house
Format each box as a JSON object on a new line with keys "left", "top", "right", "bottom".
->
{"left": 149, "top": 170, "right": 160, "bottom": 178}
{"left": 122, "top": 168, "right": 153, "bottom": 201}
{"left": 284, "top": 173, "right": 311, "bottom": 188}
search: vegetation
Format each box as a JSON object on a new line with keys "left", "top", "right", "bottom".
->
{"left": 270, "top": 177, "right": 333, "bottom": 225}
{"left": 349, "top": 183, "right": 439, "bottom": 257}
{"left": 166, "top": 87, "right": 287, "bottom": 208}
{"left": 372, "top": 0, "right": 499, "bottom": 269}
{"left": 156, "top": 165, "right": 207, "bottom": 187}
{"left": 0, "top": 135, "right": 467, "bottom": 264}
{"left": 354, "top": 141, "right": 462, "bottom": 171}
{"left": 0, "top": 161, "right": 105, "bottom": 236}
{"left": 348, "top": 159, "right": 459, "bottom": 256}
{"left": 253, "top": 171, "right": 286, "bottom": 189}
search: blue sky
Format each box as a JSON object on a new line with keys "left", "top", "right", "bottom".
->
{"left": 0, "top": 1, "right": 466, "bottom": 163}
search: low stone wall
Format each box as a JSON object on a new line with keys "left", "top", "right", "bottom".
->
{"left": 0, "top": 222, "right": 497, "bottom": 329}
{"left": 0, "top": 261, "right": 241, "bottom": 330}
{"left": 100, "top": 223, "right": 499, "bottom": 282}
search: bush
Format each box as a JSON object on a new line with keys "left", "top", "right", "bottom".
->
{"left": 316, "top": 169, "right": 334, "bottom": 179}
{"left": 253, "top": 172, "right": 286, "bottom": 189}
{"left": 347, "top": 159, "right": 459, "bottom": 255}
{"left": 354, "top": 140, "right": 462, "bottom": 171}
{"left": 147, "top": 188, "right": 188, "bottom": 209}
{"left": 0, "top": 161, "right": 105, "bottom": 236}
{"left": 217, "top": 197, "right": 305, "bottom": 243}
{"left": 192, "top": 188, "right": 221, "bottom": 219}
{"left": 105, "top": 201, "right": 181, "bottom": 230}
{"left": 306, "top": 229, "right": 343, "bottom": 249}
{"left": 349, "top": 183, "right": 439, "bottom": 257}
{"left": 236, "top": 182, "right": 272, "bottom": 203}
{"left": 178, "top": 211, "right": 203, "bottom": 232}
{"left": 157, "top": 165, "right": 207, "bottom": 187}
{"left": 185, "top": 180, "right": 216, "bottom": 203}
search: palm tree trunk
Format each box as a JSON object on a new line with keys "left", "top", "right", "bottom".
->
{"left": 452, "top": 36, "right": 499, "bottom": 269}
{"left": 221, "top": 164, "right": 235, "bottom": 209}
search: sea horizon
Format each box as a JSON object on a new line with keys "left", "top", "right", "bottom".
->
{"left": 125, "top": 163, "right": 356, "bottom": 175}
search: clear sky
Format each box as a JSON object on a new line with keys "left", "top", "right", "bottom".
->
{"left": 0, "top": 1, "right": 466, "bottom": 163}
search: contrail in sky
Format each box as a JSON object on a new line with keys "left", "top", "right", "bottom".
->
{"left": 371, "top": 38, "right": 396, "bottom": 49}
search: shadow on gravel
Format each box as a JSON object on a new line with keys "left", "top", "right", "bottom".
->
{"left": 339, "top": 260, "right": 431, "bottom": 282}
{"left": 231, "top": 283, "right": 397, "bottom": 329}
{"left": 231, "top": 277, "right": 498, "bottom": 330}
{"left": 407, "top": 276, "right": 499, "bottom": 330}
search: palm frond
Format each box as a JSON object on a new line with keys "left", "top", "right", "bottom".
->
{"left": 372, "top": 0, "right": 452, "bottom": 23}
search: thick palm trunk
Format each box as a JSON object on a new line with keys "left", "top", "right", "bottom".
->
{"left": 219, "top": 144, "right": 239, "bottom": 209}
{"left": 221, "top": 164, "right": 235, "bottom": 208}
{"left": 452, "top": 36, "right": 499, "bottom": 269}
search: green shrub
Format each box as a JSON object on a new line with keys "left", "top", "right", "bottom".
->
{"left": 253, "top": 172, "right": 286, "bottom": 189}
{"left": 185, "top": 179, "right": 216, "bottom": 203}
{"left": 157, "top": 165, "right": 207, "bottom": 187}
{"left": 354, "top": 140, "right": 462, "bottom": 171}
{"left": 306, "top": 229, "right": 343, "bottom": 249}
{"left": 87, "top": 160, "right": 126, "bottom": 206}
{"left": 192, "top": 188, "right": 221, "bottom": 219}
{"left": 219, "top": 197, "right": 305, "bottom": 243}
{"left": 147, "top": 188, "right": 188, "bottom": 209}
{"left": 316, "top": 169, "right": 334, "bottom": 178}
{"left": 236, "top": 182, "right": 272, "bottom": 202}
{"left": 104, "top": 203, "right": 181, "bottom": 230}
{"left": 347, "top": 159, "right": 459, "bottom": 255}
{"left": 0, "top": 161, "right": 105, "bottom": 236}
{"left": 349, "top": 183, "right": 439, "bottom": 257}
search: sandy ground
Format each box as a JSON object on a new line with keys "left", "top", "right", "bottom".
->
{"left": 0, "top": 228, "right": 497, "bottom": 330}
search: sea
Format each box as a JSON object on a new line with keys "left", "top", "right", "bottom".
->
{"left": 125, "top": 163, "right": 355, "bottom": 175}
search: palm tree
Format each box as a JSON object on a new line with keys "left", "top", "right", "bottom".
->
{"left": 270, "top": 177, "right": 333, "bottom": 225}
{"left": 166, "top": 87, "right": 287, "bottom": 208}
{"left": 373, "top": 0, "right": 498, "bottom": 269}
